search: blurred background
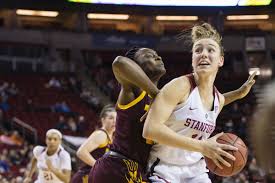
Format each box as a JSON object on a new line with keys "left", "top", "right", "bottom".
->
{"left": 0, "top": 0, "right": 274, "bottom": 182}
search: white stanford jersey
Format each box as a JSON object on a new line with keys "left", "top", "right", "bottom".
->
{"left": 149, "top": 74, "right": 221, "bottom": 166}
{"left": 33, "top": 145, "right": 71, "bottom": 183}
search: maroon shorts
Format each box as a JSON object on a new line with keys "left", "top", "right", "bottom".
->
{"left": 88, "top": 153, "right": 148, "bottom": 183}
{"left": 71, "top": 169, "right": 89, "bottom": 183}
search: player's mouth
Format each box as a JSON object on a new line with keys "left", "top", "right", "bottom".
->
{"left": 198, "top": 60, "right": 210, "bottom": 67}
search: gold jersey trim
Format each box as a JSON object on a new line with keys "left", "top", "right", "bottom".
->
{"left": 117, "top": 91, "right": 146, "bottom": 110}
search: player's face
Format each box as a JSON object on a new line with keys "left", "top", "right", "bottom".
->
{"left": 192, "top": 38, "right": 224, "bottom": 75}
{"left": 46, "top": 133, "right": 61, "bottom": 151}
{"left": 102, "top": 111, "right": 117, "bottom": 132}
{"left": 135, "top": 48, "right": 166, "bottom": 81}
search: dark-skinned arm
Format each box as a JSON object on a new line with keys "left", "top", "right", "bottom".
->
{"left": 112, "top": 56, "right": 159, "bottom": 98}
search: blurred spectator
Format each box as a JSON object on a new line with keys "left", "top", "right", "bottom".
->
{"left": 52, "top": 101, "right": 71, "bottom": 113}
{"left": 25, "top": 98, "right": 34, "bottom": 112}
{"left": 0, "top": 109, "right": 4, "bottom": 127}
{"left": 222, "top": 176, "right": 236, "bottom": 183}
{"left": 224, "top": 119, "right": 234, "bottom": 132}
{"left": 68, "top": 117, "right": 77, "bottom": 132}
{"left": 235, "top": 172, "right": 249, "bottom": 183}
{"left": 10, "top": 176, "right": 23, "bottom": 183}
{"left": 55, "top": 115, "right": 69, "bottom": 130}
{"left": 76, "top": 115, "right": 86, "bottom": 135}
{"left": 0, "top": 132, "right": 19, "bottom": 145}
{"left": 45, "top": 77, "right": 61, "bottom": 88}
{"left": 0, "top": 99, "right": 9, "bottom": 111}
{"left": 0, "top": 82, "right": 9, "bottom": 93}
{"left": 9, "top": 149, "right": 21, "bottom": 165}
{"left": 80, "top": 88, "right": 91, "bottom": 101}
{"left": 9, "top": 131, "right": 23, "bottom": 146}
{"left": 68, "top": 76, "right": 79, "bottom": 93}
{"left": 92, "top": 54, "right": 103, "bottom": 68}
{"left": 249, "top": 158, "right": 263, "bottom": 179}
{"left": 238, "top": 116, "right": 247, "bottom": 139}
{"left": 0, "top": 155, "right": 10, "bottom": 173}
{"left": 7, "top": 83, "right": 19, "bottom": 96}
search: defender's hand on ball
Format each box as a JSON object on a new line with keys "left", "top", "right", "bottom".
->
{"left": 201, "top": 132, "right": 238, "bottom": 169}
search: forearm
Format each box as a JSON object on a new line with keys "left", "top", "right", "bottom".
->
{"left": 143, "top": 122, "right": 204, "bottom": 153}
{"left": 26, "top": 158, "right": 37, "bottom": 178}
{"left": 223, "top": 88, "right": 242, "bottom": 106}
{"left": 77, "top": 150, "right": 96, "bottom": 167}
{"left": 113, "top": 56, "right": 159, "bottom": 97}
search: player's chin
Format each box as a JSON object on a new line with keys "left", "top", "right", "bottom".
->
{"left": 48, "top": 145, "right": 58, "bottom": 149}
{"left": 158, "top": 66, "right": 166, "bottom": 76}
{"left": 195, "top": 68, "right": 210, "bottom": 75}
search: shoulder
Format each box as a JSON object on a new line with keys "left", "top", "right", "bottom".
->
{"left": 160, "top": 76, "right": 191, "bottom": 99}
{"left": 33, "top": 146, "right": 45, "bottom": 157}
{"left": 59, "top": 148, "right": 71, "bottom": 159}
{"left": 87, "top": 130, "right": 108, "bottom": 145}
{"left": 163, "top": 76, "right": 190, "bottom": 90}
{"left": 92, "top": 130, "right": 108, "bottom": 139}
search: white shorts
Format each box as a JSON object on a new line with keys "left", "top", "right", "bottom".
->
{"left": 148, "top": 158, "right": 211, "bottom": 183}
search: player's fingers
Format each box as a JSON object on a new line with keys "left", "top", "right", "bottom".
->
{"left": 249, "top": 79, "right": 256, "bottom": 85}
{"left": 249, "top": 71, "right": 257, "bottom": 81}
{"left": 213, "top": 158, "right": 223, "bottom": 169}
{"left": 220, "top": 144, "right": 238, "bottom": 151}
{"left": 213, "top": 132, "right": 224, "bottom": 140}
{"left": 217, "top": 155, "right": 231, "bottom": 167}
{"left": 218, "top": 149, "right": 236, "bottom": 161}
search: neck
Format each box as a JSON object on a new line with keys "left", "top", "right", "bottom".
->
{"left": 194, "top": 72, "right": 216, "bottom": 97}
{"left": 101, "top": 127, "right": 113, "bottom": 139}
{"left": 47, "top": 148, "right": 58, "bottom": 156}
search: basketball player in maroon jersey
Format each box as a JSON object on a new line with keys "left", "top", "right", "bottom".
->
{"left": 89, "top": 47, "right": 165, "bottom": 183}
{"left": 71, "top": 105, "right": 116, "bottom": 183}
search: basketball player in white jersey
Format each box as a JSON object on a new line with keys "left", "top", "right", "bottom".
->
{"left": 143, "top": 23, "right": 256, "bottom": 183}
{"left": 23, "top": 129, "right": 71, "bottom": 183}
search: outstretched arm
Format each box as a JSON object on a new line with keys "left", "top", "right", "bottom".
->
{"left": 112, "top": 56, "right": 159, "bottom": 98}
{"left": 223, "top": 71, "right": 256, "bottom": 106}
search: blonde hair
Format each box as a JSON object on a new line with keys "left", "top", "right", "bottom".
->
{"left": 46, "top": 129, "right": 62, "bottom": 139}
{"left": 191, "top": 23, "right": 224, "bottom": 56}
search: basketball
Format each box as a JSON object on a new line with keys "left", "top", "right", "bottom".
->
{"left": 205, "top": 133, "right": 248, "bottom": 177}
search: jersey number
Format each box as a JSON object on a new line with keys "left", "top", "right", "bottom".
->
{"left": 144, "top": 104, "right": 154, "bottom": 145}
{"left": 44, "top": 172, "right": 53, "bottom": 181}
{"left": 192, "top": 134, "right": 203, "bottom": 140}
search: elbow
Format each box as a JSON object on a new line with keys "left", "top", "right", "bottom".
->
{"left": 112, "top": 56, "right": 125, "bottom": 71}
{"left": 142, "top": 122, "right": 158, "bottom": 140}
{"left": 76, "top": 148, "right": 84, "bottom": 159}
{"left": 142, "top": 129, "right": 152, "bottom": 140}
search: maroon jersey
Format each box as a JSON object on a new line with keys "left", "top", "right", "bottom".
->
{"left": 79, "top": 129, "right": 111, "bottom": 173}
{"left": 110, "top": 91, "right": 152, "bottom": 170}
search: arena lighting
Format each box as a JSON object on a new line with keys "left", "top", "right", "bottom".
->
{"left": 156, "top": 16, "right": 198, "bottom": 21}
{"left": 87, "top": 13, "right": 129, "bottom": 20}
{"left": 69, "top": 0, "right": 273, "bottom": 6}
{"left": 249, "top": 68, "right": 260, "bottom": 75}
{"left": 238, "top": 0, "right": 272, "bottom": 6}
{"left": 226, "top": 15, "right": 269, "bottom": 20}
{"left": 16, "top": 9, "right": 59, "bottom": 17}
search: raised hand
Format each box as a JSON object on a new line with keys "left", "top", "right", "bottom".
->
{"left": 239, "top": 71, "right": 257, "bottom": 98}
